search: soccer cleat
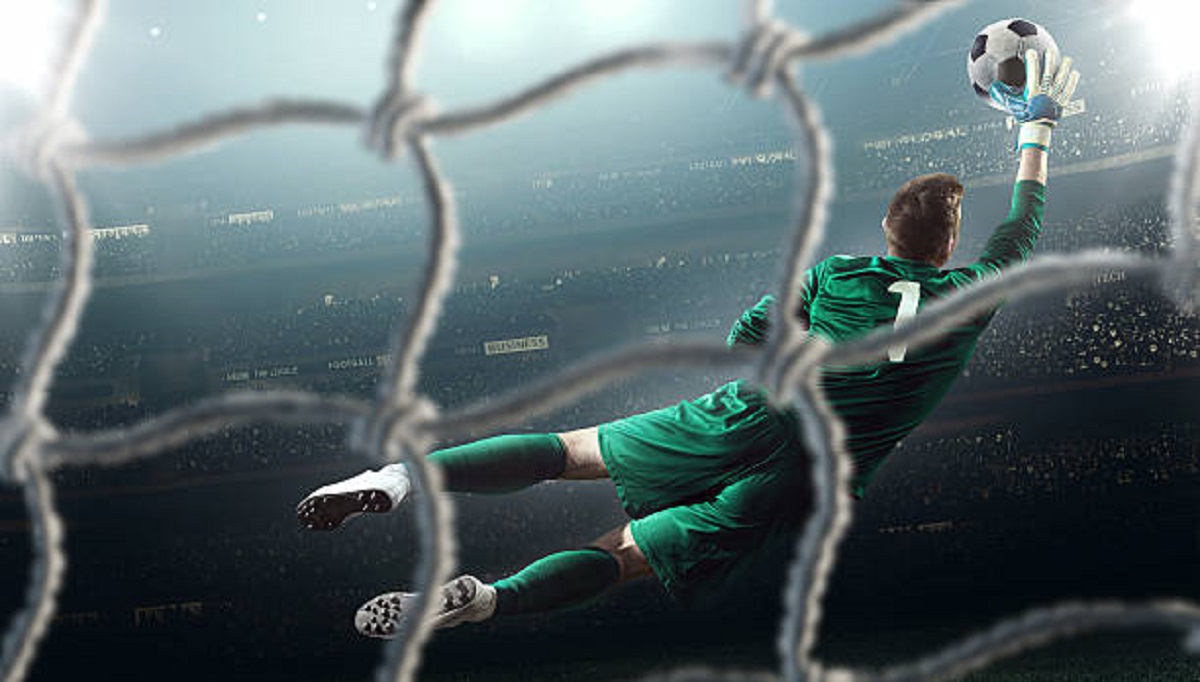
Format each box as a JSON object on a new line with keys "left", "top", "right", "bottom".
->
{"left": 295, "top": 464, "right": 411, "bottom": 530}
{"left": 354, "top": 575, "right": 497, "bottom": 638}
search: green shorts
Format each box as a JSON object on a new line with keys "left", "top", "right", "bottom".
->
{"left": 597, "top": 380, "right": 812, "bottom": 605}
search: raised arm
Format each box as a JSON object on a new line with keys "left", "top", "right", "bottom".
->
{"left": 975, "top": 48, "right": 1081, "bottom": 272}
{"left": 1017, "top": 145, "right": 1048, "bottom": 186}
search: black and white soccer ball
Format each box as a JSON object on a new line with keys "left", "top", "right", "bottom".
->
{"left": 967, "top": 17, "right": 1059, "bottom": 111}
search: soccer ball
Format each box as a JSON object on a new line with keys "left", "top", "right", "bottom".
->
{"left": 967, "top": 18, "right": 1059, "bottom": 111}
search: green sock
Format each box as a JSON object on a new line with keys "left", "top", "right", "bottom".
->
{"left": 427, "top": 434, "right": 566, "bottom": 493}
{"left": 492, "top": 548, "right": 621, "bottom": 616}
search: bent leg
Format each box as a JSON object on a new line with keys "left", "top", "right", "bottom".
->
{"left": 588, "top": 523, "right": 652, "bottom": 581}
{"left": 356, "top": 524, "right": 654, "bottom": 636}
{"left": 556, "top": 426, "right": 609, "bottom": 480}
{"left": 491, "top": 522, "right": 649, "bottom": 617}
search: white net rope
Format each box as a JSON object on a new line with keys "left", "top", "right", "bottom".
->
{"left": 0, "top": 1, "right": 1198, "bottom": 681}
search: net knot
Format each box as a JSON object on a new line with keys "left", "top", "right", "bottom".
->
{"left": 7, "top": 115, "right": 88, "bottom": 183}
{"left": 349, "top": 395, "right": 438, "bottom": 465}
{"left": 0, "top": 416, "right": 53, "bottom": 484}
{"left": 727, "top": 19, "right": 805, "bottom": 98}
{"left": 364, "top": 91, "right": 437, "bottom": 161}
{"left": 761, "top": 333, "right": 827, "bottom": 407}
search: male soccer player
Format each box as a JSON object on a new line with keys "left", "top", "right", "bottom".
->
{"left": 297, "top": 50, "right": 1080, "bottom": 638}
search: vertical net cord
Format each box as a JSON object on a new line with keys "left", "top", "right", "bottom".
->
{"left": 0, "top": 1, "right": 1197, "bottom": 681}
{"left": 10, "top": 163, "right": 93, "bottom": 427}
{"left": 43, "top": 0, "right": 104, "bottom": 121}
{"left": 383, "top": 0, "right": 432, "bottom": 94}
{"left": 378, "top": 408, "right": 454, "bottom": 682}
{"left": 371, "top": 133, "right": 459, "bottom": 682}
{"left": 1166, "top": 79, "right": 1200, "bottom": 311}
{"left": 377, "top": 137, "right": 457, "bottom": 409}
{"left": 367, "top": 0, "right": 435, "bottom": 158}
{"left": 780, "top": 345, "right": 851, "bottom": 682}
{"left": 764, "top": 62, "right": 842, "bottom": 680}
{"left": 0, "top": 459, "right": 63, "bottom": 682}
{"left": 764, "top": 66, "right": 835, "bottom": 392}
{"left": 0, "top": 157, "right": 92, "bottom": 681}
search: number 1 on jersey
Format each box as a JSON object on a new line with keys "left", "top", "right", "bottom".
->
{"left": 887, "top": 280, "right": 921, "bottom": 362}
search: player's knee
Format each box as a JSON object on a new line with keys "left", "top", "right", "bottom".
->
{"left": 590, "top": 525, "right": 651, "bottom": 582}
{"left": 556, "top": 426, "right": 608, "bottom": 480}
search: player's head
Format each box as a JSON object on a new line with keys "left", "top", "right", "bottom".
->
{"left": 882, "top": 172, "right": 964, "bottom": 267}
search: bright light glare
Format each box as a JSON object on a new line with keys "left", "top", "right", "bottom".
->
{"left": 576, "top": 0, "right": 659, "bottom": 37}
{"left": 580, "top": 0, "right": 641, "bottom": 23}
{"left": 1125, "top": 0, "right": 1200, "bottom": 81}
{"left": 0, "top": 2, "right": 67, "bottom": 98}
{"left": 443, "top": 0, "right": 533, "bottom": 58}
{"left": 454, "top": 0, "right": 529, "bottom": 33}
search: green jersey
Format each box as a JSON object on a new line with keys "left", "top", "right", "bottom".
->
{"left": 729, "top": 180, "right": 1046, "bottom": 497}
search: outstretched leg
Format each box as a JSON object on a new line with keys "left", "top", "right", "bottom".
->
{"left": 297, "top": 427, "right": 607, "bottom": 530}
{"left": 356, "top": 523, "right": 650, "bottom": 637}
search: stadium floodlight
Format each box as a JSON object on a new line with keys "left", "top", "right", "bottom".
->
{"left": 1123, "top": 0, "right": 1200, "bottom": 82}
{"left": 0, "top": 1, "right": 69, "bottom": 100}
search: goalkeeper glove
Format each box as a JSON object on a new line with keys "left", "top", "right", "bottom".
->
{"left": 988, "top": 48, "right": 1080, "bottom": 153}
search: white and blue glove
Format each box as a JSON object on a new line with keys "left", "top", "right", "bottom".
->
{"left": 989, "top": 48, "right": 1080, "bottom": 153}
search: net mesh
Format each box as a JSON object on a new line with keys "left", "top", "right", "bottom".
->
{"left": 1, "top": 1, "right": 1198, "bottom": 681}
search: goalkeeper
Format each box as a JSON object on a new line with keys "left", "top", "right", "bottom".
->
{"left": 297, "top": 50, "right": 1080, "bottom": 637}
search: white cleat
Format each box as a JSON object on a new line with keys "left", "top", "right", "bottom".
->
{"left": 295, "top": 465, "right": 411, "bottom": 531}
{"left": 354, "top": 575, "right": 497, "bottom": 639}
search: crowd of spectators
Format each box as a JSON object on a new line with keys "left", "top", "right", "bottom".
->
{"left": 0, "top": 157, "right": 796, "bottom": 286}
{"left": 0, "top": 214, "right": 1186, "bottom": 410}
{"left": 208, "top": 293, "right": 409, "bottom": 365}
{"left": 0, "top": 62, "right": 1190, "bottom": 289}
{"left": 870, "top": 422, "right": 1200, "bottom": 515}
{"left": 969, "top": 276, "right": 1199, "bottom": 381}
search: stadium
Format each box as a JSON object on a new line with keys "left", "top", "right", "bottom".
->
{"left": 0, "top": 1, "right": 1198, "bottom": 680}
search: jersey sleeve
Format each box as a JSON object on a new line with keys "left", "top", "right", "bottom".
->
{"left": 796, "top": 267, "right": 815, "bottom": 331}
{"left": 964, "top": 179, "right": 1046, "bottom": 279}
{"left": 726, "top": 294, "right": 776, "bottom": 347}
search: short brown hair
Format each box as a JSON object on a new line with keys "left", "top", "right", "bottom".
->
{"left": 884, "top": 172, "right": 964, "bottom": 265}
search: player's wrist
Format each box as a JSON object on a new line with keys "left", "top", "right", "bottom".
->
{"left": 1017, "top": 121, "right": 1053, "bottom": 153}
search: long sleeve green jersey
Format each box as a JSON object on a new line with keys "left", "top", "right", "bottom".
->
{"left": 728, "top": 179, "right": 1046, "bottom": 497}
